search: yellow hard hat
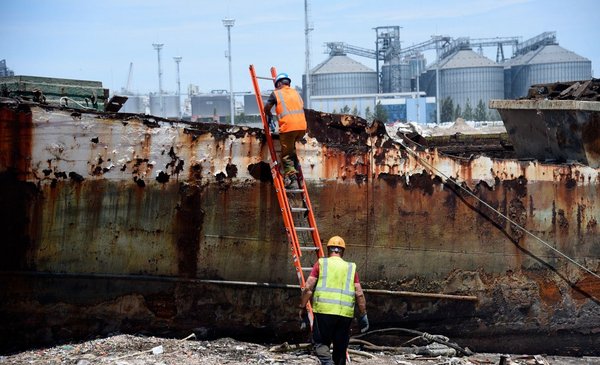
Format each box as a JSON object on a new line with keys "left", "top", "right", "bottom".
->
{"left": 327, "top": 236, "right": 346, "bottom": 249}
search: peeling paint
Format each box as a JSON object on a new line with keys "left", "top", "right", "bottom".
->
{"left": 1, "top": 101, "right": 599, "bottom": 355}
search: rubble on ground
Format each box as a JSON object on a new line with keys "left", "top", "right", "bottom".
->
{"left": 1, "top": 334, "right": 599, "bottom": 365}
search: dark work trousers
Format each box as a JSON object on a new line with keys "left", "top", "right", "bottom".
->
{"left": 279, "top": 129, "right": 305, "bottom": 175}
{"left": 313, "top": 313, "right": 353, "bottom": 365}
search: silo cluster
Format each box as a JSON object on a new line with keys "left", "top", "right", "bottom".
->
{"left": 503, "top": 33, "right": 591, "bottom": 99}
{"left": 306, "top": 31, "right": 593, "bottom": 123}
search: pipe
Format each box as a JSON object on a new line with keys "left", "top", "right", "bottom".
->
{"left": 363, "top": 288, "right": 478, "bottom": 301}
{"left": 1, "top": 271, "right": 478, "bottom": 301}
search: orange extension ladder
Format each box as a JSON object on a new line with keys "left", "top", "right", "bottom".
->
{"left": 249, "top": 65, "right": 324, "bottom": 330}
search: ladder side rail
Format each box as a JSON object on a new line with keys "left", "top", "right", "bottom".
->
{"left": 292, "top": 252, "right": 306, "bottom": 284}
{"left": 274, "top": 169, "right": 303, "bottom": 259}
{"left": 294, "top": 163, "right": 324, "bottom": 257}
{"left": 292, "top": 242, "right": 315, "bottom": 330}
{"left": 271, "top": 65, "right": 323, "bottom": 259}
{"left": 249, "top": 65, "right": 278, "bottom": 163}
{"left": 298, "top": 173, "right": 324, "bottom": 258}
{"left": 268, "top": 65, "right": 307, "bottom": 258}
{"left": 250, "top": 65, "right": 303, "bottom": 259}
{"left": 270, "top": 66, "right": 317, "bottom": 332}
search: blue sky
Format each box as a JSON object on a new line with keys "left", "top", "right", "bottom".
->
{"left": 2, "top": 0, "right": 598, "bottom": 96}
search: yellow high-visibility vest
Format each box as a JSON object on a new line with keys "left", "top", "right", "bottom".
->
{"left": 312, "top": 256, "right": 356, "bottom": 318}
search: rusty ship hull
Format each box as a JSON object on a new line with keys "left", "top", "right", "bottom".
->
{"left": 1, "top": 99, "right": 599, "bottom": 355}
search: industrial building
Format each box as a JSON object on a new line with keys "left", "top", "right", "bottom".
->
{"left": 503, "top": 32, "right": 592, "bottom": 99}
{"left": 105, "top": 31, "right": 591, "bottom": 125}
{"left": 190, "top": 91, "right": 232, "bottom": 123}
{"left": 0, "top": 59, "right": 14, "bottom": 77}
{"left": 243, "top": 93, "right": 270, "bottom": 116}
{"left": 305, "top": 30, "right": 432, "bottom": 122}
{"left": 379, "top": 94, "right": 436, "bottom": 123}
{"left": 149, "top": 94, "right": 180, "bottom": 119}
{"left": 310, "top": 92, "right": 436, "bottom": 123}
{"left": 300, "top": 30, "right": 592, "bottom": 124}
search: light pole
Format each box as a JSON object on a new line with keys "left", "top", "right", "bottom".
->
{"left": 152, "top": 43, "right": 164, "bottom": 117}
{"left": 416, "top": 58, "right": 420, "bottom": 123}
{"left": 434, "top": 36, "right": 441, "bottom": 124}
{"left": 173, "top": 56, "right": 182, "bottom": 119}
{"left": 222, "top": 18, "right": 235, "bottom": 125}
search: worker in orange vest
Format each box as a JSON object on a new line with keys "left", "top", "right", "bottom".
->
{"left": 264, "top": 73, "right": 307, "bottom": 188}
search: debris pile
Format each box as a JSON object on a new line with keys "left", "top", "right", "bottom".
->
{"left": 0, "top": 335, "right": 320, "bottom": 365}
{"left": 525, "top": 78, "right": 600, "bottom": 101}
{"left": 1, "top": 334, "right": 598, "bottom": 365}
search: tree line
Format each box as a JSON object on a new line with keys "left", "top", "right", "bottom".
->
{"left": 441, "top": 97, "right": 493, "bottom": 122}
{"left": 332, "top": 97, "right": 499, "bottom": 123}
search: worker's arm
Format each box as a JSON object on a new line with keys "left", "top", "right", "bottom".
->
{"left": 264, "top": 102, "right": 274, "bottom": 118}
{"left": 355, "top": 281, "right": 369, "bottom": 333}
{"left": 299, "top": 275, "right": 317, "bottom": 308}
{"left": 264, "top": 92, "right": 276, "bottom": 118}
{"left": 354, "top": 282, "right": 367, "bottom": 316}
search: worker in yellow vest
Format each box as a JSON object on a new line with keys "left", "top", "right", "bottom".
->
{"left": 299, "top": 236, "right": 369, "bottom": 365}
{"left": 264, "top": 73, "right": 307, "bottom": 188}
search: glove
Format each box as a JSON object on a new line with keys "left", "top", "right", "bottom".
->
{"left": 298, "top": 306, "right": 309, "bottom": 330}
{"left": 267, "top": 115, "right": 276, "bottom": 133}
{"left": 358, "top": 314, "right": 369, "bottom": 333}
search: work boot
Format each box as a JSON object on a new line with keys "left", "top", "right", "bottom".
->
{"left": 284, "top": 173, "right": 297, "bottom": 189}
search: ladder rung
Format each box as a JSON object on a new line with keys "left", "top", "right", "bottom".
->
{"left": 286, "top": 189, "right": 304, "bottom": 193}
{"left": 301, "top": 267, "right": 313, "bottom": 271}
{"left": 299, "top": 246, "right": 319, "bottom": 251}
{"left": 295, "top": 227, "right": 315, "bottom": 232}
{"left": 291, "top": 207, "right": 308, "bottom": 213}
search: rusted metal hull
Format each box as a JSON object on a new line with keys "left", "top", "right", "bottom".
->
{"left": 491, "top": 99, "right": 600, "bottom": 167}
{"left": 1, "top": 101, "right": 599, "bottom": 355}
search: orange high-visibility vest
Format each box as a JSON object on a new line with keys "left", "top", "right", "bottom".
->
{"left": 274, "top": 85, "right": 307, "bottom": 133}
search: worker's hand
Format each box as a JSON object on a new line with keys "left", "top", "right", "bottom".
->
{"left": 298, "top": 306, "right": 308, "bottom": 330}
{"left": 268, "top": 115, "right": 276, "bottom": 133}
{"left": 358, "top": 314, "right": 369, "bottom": 333}
{"left": 298, "top": 305, "right": 306, "bottom": 320}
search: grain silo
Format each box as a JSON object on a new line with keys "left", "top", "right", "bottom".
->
{"left": 311, "top": 49, "right": 377, "bottom": 96}
{"left": 191, "top": 92, "right": 230, "bottom": 119}
{"left": 504, "top": 32, "right": 592, "bottom": 99}
{"left": 149, "top": 94, "right": 180, "bottom": 118}
{"left": 422, "top": 43, "right": 504, "bottom": 118}
{"left": 119, "top": 95, "right": 146, "bottom": 114}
